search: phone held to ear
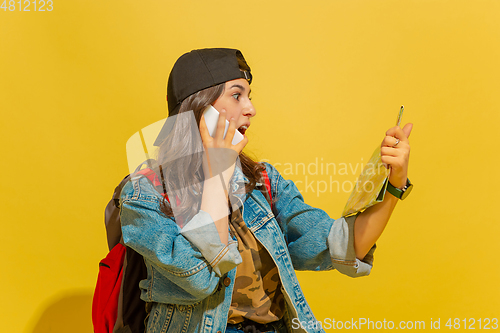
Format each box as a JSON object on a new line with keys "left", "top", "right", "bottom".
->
{"left": 203, "top": 105, "right": 244, "bottom": 145}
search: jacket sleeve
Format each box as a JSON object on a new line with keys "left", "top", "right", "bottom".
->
{"left": 263, "top": 162, "right": 375, "bottom": 277}
{"left": 119, "top": 175, "right": 242, "bottom": 301}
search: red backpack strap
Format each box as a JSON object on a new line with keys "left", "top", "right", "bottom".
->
{"left": 136, "top": 168, "right": 162, "bottom": 187}
{"left": 136, "top": 168, "right": 170, "bottom": 203}
{"left": 135, "top": 168, "right": 183, "bottom": 225}
{"left": 262, "top": 170, "right": 272, "bottom": 210}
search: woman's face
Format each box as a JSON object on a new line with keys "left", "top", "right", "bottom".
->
{"left": 212, "top": 78, "right": 256, "bottom": 135}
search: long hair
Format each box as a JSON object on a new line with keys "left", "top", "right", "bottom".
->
{"left": 154, "top": 83, "right": 270, "bottom": 222}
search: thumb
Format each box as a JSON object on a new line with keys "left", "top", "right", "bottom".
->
{"left": 402, "top": 123, "right": 413, "bottom": 139}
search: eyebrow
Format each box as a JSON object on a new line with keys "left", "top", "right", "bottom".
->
{"left": 229, "top": 84, "right": 252, "bottom": 95}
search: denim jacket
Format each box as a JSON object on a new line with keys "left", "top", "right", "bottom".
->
{"left": 120, "top": 162, "right": 376, "bottom": 333}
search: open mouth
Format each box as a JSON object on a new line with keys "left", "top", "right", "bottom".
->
{"left": 238, "top": 125, "right": 248, "bottom": 135}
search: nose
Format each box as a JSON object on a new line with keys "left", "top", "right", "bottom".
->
{"left": 243, "top": 101, "right": 256, "bottom": 118}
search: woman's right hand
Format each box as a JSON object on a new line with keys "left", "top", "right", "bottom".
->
{"left": 199, "top": 109, "right": 248, "bottom": 184}
{"left": 199, "top": 109, "right": 248, "bottom": 244}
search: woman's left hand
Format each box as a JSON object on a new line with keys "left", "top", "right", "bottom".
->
{"left": 380, "top": 123, "right": 413, "bottom": 189}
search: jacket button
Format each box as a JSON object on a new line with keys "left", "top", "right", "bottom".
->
{"left": 223, "top": 277, "right": 231, "bottom": 287}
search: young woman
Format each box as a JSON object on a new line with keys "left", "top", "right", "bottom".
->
{"left": 119, "top": 48, "right": 413, "bottom": 333}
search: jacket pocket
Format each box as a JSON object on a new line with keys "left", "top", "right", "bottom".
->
{"left": 145, "top": 303, "right": 174, "bottom": 333}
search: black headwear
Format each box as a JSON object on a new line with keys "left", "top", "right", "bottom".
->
{"left": 154, "top": 48, "right": 252, "bottom": 146}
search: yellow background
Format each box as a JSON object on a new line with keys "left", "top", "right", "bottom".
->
{"left": 1, "top": 0, "right": 499, "bottom": 332}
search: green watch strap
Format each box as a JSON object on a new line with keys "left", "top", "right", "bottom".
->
{"left": 387, "top": 179, "right": 413, "bottom": 200}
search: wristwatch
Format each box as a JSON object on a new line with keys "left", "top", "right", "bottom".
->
{"left": 387, "top": 179, "right": 413, "bottom": 200}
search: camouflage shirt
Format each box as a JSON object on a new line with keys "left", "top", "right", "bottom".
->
{"left": 227, "top": 207, "right": 285, "bottom": 324}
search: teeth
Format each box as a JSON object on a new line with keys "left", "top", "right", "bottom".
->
{"left": 238, "top": 126, "right": 247, "bottom": 135}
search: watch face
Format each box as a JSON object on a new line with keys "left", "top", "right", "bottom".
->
{"left": 401, "top": 184, "right": 413, "bottom": 200}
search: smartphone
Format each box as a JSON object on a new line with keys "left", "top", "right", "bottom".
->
{"left": 203, "top": 105, "right": 244, "bottom": 145}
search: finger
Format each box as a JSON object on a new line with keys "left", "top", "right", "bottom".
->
{"left": 381, "top": 136, "right": 402, "bottom": 148}
{"left": 225, "top": 117, "right": 237, "bottom": 145}
{"left": 380, "top": 155, "right": 404, "bottom": 170}
{"left": 233, "top": 134, "right": 249, "bottom": 153}
{"left": 199, "top": 115, "right": 211, "bottom": 141}
{"left": 215, "top": 109, "right": 227, "bottom": 142}
{"left": 385, "top": 126, "right": 408, "bottom": 143}
{"left": 381, "top": 146, "right": 400, "bottom": 157}
{"left": 402, "top": 123, "right": 413, "bottom": 139}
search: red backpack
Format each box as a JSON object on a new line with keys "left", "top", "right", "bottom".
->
{"left": 92, "top": 168, "right": 272, "bottom": 333}
{"left": 92, "top": 172, "right": 146, "bottom": 333}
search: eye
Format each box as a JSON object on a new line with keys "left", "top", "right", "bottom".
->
{"left": 232, "top": 93, "right": 240, "bottom": 100}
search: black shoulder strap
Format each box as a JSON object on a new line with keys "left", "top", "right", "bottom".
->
{"left": 104, "top": 174, "right": 131, "bottom": 251}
